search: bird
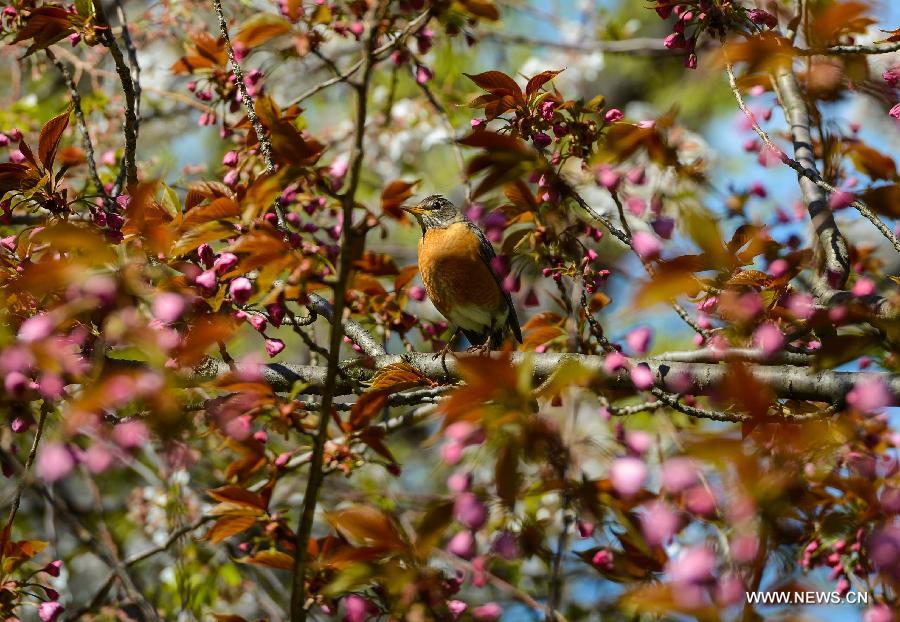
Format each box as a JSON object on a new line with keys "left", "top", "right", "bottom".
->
{"left": 401, "top": 195, "right": 522, "bottom": 355}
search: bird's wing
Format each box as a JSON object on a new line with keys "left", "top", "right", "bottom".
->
{"left": 465, "top": 221, "right": 523, "bottom": 343}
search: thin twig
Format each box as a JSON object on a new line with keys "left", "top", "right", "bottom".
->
{"left": 212, "top": 0, "right": 289, "bottom": 234}
{"left": 0, "top": 404, "right": 49, "bottom": 562}
{"left": 45, "top": 49, "right": 107, "bottom": 204}
{"left": 92, "top": 0, "right": 139, "bottom": 191}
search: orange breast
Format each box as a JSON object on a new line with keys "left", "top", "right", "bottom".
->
{"left": 418, "top": 223, "right": 503, "bottom": 321}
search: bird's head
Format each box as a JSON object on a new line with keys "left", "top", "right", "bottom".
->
{"left": 401, "top": 195, "right": 463, "bottom": 232}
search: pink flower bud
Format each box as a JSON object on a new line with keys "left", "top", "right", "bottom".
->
{"left": 641, "top": 501, "right": 679, "bottom": 545}
{"left": 454, "top": 492, "right": 488, "bottom": 530}
{"left": 846, "top": 376, "right": 893, "bottom": 413}
{"left": 229, "top": 276, "right": 253, "bottom": 304}
{"left": 661, "top": 457, "right": 698, "bottom": 493}
{"left": 625, "top": 326, "right": 652, "bottom": 354}
{"left": 472, "top": 603, "right": 502, "bottom": 621}
{"left": 18, "top": 313, "right": 54, "bottom": 343}
{"left": 447, "top": 530, "right": 476, "bottom": 559}
{"left": 195, "top": 269, "right": 218, "bottom": 294}
{"left": 249, "top": 314, "right": 267, "bottom": 332}
{"left": 415, "top": 64, "right": 433, "bottom": 85}
{"left": 38, "top": 602, "right": 64, "bottom": 622}
{"left": 222, "top": 151, "right": 239, "bottom": 167}
{"left": 604, "top": 108, "right": 624, "bottom": 123}
{"left": 603, "top": 351, "right": 627, "bottom": 374}
{"left": 265, "top": 338, "right": 285, "bottom": 357}
{"left": 852, "top": 277, "right": 875, "bottom": 297}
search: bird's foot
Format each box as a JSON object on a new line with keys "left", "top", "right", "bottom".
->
{"left": 466, "top": 342, "right": 491, "bottom": 356}
{"left": 432, "top": 341, "right": 455, "bottom": 361}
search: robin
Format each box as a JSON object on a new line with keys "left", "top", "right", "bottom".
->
{"left": 401, "top": 195, "right": 522, "bottom": 354}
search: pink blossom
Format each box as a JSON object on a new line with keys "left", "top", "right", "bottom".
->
{"left": 447, "top": 600, "right": 468, "bottom": 619}
{"left": 18, "top": 314, "right": 54, "bottom": 342}
{"left": 864, "top": 605, "right": 896, "bottom": 622}
{"left": 890, "top": 103, "right": 900, "bottom": 120}
{"left": 630, "top": 364, "right": 654, "bottom": 390}
{"left": 229, "top": 277, "right": 253, "bottom": 304}
{"left": 625, "top": 430, "right": 652, "bottom": 455}
{"left": 716, "top": 574, "right": 745, "bottom": 606}
{"left": 152, "top": 292, "right": 185, "bottom": 324}
{"left": 603, "top": 351, "right": 627, "bottom": 374}
{"left": 265, "top": 338, "right": 285, "bottom": 357}
{"left": 668, "top": 545, "right": 716, "bottom": 585}
{"left": 447, "top": 471, "right": 471, "bottom": 493}
{"left": 447, "top": 530, "right": 476, "bottom": 559}
{"left": 787, "top": 293, "right": 815, "bottom": 320}
{"left": 4, "top": 371, "right": 30, "bottom": 397}
{"left": 492, "top": 531, "right": 519, "bottom": 560}
{"left": 626, "top": 197, "right": 646, "bottom": 216}
{"left": 610, "top": 456, "right": 647, "bottom": 497}
{"left": 41, "top": 559, "right": 62, "bottom": 577}
{"left": 36, "top": 443, "right": 75, "bottom": 482}
{"left": 415, "top": 64, "right": 433, "bottom": 85}
{"left": 852, "top": 277, "right": 875, "bottom": 297}
{"left": 472, "top": 603, "right": 502, "bottom": 621}
{"left": 768, "top": 259, "right": 789, "bottom": 278}
{"left": 748, "top": 8, "right": 777, "bottom": 28}
{"left": 632, "top": 231, "right": 661, "bottom": 260}
{"left": 194, "top": 269, "right": 217, "bottom": 294}
{"left": 641, "top": 501, "right": 679, "bottom": 546}
{"left": 441, "top": 441, "right": 463, "bottom": 465}
{"left": 685, "top": 485, "right": 717, "bottom": 516}
{"left": 576, "top": 519, "right": 595, "bottom": 537}
{"left": 625, "top": 326, "right": 652, "bottom": 354}
{"left": 591, "top": 548, "right": 615, "bottom": 570}
{"left": 753, "top": 323, "right": 784, "bottom": 357}
{"left": 650, "top": 217, "right": 674, "bottom": 239}
{"left": 626, "top": 167, "right": 645, "bottom": 185}
{"left": 661, "top": 457, "right": 698, "bottom": 493}
{"left": 604, "top": 108, "right": 623, "bottom": 123}
{"left": 885, "top": 67, "right": 900, "bottom": 88}
{"left": 829, "top": 190, "right": 855, "bottom": 210}
{"left": 83, "top": 443, "right": 115, "bottom": 474}
{"left": 408, "top": 285, "right": 426, "bottom": 301}
{"left": 454, "top": 492, "right": 488, "bottom": 530}
{"left": 38, "top": 602, "right": 64, "bottom": 622}
{"left": 249, "top": 314, "right": 267, "bottom": 332}
{"left": 731, "top": 534, "right": 759, "bottom": 563}
{"left": 846, "top": 375, "right": 893, "bottom": 413}
{"left": 596, "top": 166, "right": 620, "bottom": 189}
{"left": 213, "top": 252, "right": 238, "bottom": 275}
{"left": 343, "top": 594, "right": 376, "bottom": 622}
{"left": 222, "top": 150, "right": 238, "bottom": 167}
{"left": 112, "top": 421, "right": 149, "bottom": 449}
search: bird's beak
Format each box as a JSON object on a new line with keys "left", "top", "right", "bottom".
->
{"left": 400, "top": 204, "right": 425, "bottom": 215}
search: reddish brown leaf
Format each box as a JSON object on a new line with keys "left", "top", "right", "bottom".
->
{"left": 381, "top": 179, "right": 417, "bottom": 219}
{"left": 325, "top": 505, "right": 406, "bottom": 550}
{"left": 464, "top": 71, "right": 522, "bottom": 96}
{"left": 38, "top": 109, "right": 70, "bottom": 169}
{"left": 525, "top": 69, "right": 563, "bottom": 96}
{"left": 235, "top": 14, "right": 292, "bottom": 48}
{"left": 207, "top": 515, "right": 257, "bottom": 543}
{"left": 240, "top": 550, "right": 294, "bottom": 570}
{"left": 207, "top": 485, "right": 268, "bottom": 511}
{"left": 458, "top": 0, "right": 500, "bottom": 21}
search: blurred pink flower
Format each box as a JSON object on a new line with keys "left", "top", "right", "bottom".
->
{"left": 630, "top": 364, "right": 654, "bottom": 390}
{"left": 18, "top": 313, "right": 54, "bottom": 342}
{"left": 83, "top": 443, "right": 115, "bottom": 474}
{"left": 625, "top": 326, "right": 652, "bottom": 354}
{"left": 661, "top": 457, "right": 698, "bottom": 493}
{"left": 447, "top": 530, "right": 476, "bottom": 559}
{"left": 847, "top": 375, "right": 893, "bottom": 413}
{"left": 36, "top": 443, "right": 74, "bottom": 482}
{"left": 491, "top": 531, "right": 519, "bottom": 560}
{"left": 852, "top": 277, "right": 875, "bottom": 297}
{"left": 213, "top": 252, "right": 238, "bottom": 275}
{"left": 112, "top": 421, "right": 149, "bottom": 449}
{"left": 453, "top": 493, "right": 488, "bottom": 530}
{"left": 668, "top": 545, "right": 716, "bottom": 585}
{"left": 641, "top": 502, "right": 679, "bottom": 546}
{"left": 632, "top": 231, "right": 661, "bottom": 260}
{"left": 152, "top": 292, "right": 185, "bottom": 324}
{"left": 604, "top": 108, "right": 623, "bottom": 123}
{"left": 603, "top": 351, "right": 627, "bottom": 374}
{"left": 472, "top": 603, "right": 502, "bottom": 621}
{"left": 447, "top": 600, "right": 468, "bottom": 619}
{"left": 752, "top": 323, "right": 784, "bottom": 357}
{"left": 864, "top": 604, "right": 896, "bottom": 622}
{"left": 38, "top": 602, "right": 64, "bottom": 622}
{"left": 610, "top": 456, "right": 647, "bottom": 496}
{"left": 194, "top": 269, "right": 217, "bottom": 294}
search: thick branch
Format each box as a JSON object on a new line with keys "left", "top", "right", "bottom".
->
{"left": 307, "top": 293, "right": 386, "bottom": 357}
{"left": 773, "top": 61, "right": 850, "bottom": 288}
{"left": 188, "top": 352, "right": 900, "bottom": 405}
{"left": 794, "top": 41, "right": 900, "bottom": 55}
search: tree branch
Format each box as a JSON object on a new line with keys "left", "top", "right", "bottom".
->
{"left": 211, "top": 0, "right": 288, "bottom": 231}
{"left": 794, "top": 41, "right": 900, "bottom": 55}
{"left": 289, "top": 4, "right": 385, "bottom": 619}
{"left": 45, "top": 49, "right": 108, "bottom": 206}
{"left": 187, "top": 352, "right": 899, "bottom": 406}
{"left": 92, "top": 0, "right": 139, "bottom": 191}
